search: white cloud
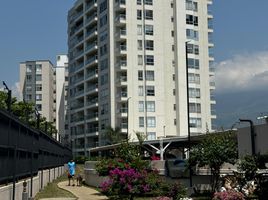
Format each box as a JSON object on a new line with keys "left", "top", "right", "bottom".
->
{"left": 215, "top": 51, "right": 268, "bottom": 94}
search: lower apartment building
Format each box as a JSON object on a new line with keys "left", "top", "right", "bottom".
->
{"left": 68, "top": 0, "right": 216, "bottom": 156}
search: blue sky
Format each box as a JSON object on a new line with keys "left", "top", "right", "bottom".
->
{"left": 0, "top": 0, "right": 268, "bottom": 128}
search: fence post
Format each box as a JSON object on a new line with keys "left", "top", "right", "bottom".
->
{"left": 22, "top": 181, "right": 28, "bottom": 200}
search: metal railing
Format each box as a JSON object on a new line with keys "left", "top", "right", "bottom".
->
{"left": 0, "top": 109, "right": 72, "bottom": 185}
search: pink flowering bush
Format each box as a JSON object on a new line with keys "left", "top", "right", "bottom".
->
{"left": 213, "top": 190, "right": 245, "bottom": 200}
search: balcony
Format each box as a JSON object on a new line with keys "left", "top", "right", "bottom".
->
{"left": 86, "top": 98, "right": 98, "bottom": 108}
{"left": 85, "top": 69, "right": 98, "bottom": 80}
{"left": 86, "top": 0, "right": 97, "bottom": 12}
{"left": 75, "top": 76, "right": 84, "bottom": 84}
{"left": 116, "top": 29, "right": 127, "bottom": 41}
{"left": 85, "top": 28, "right": 97, "bottom": 40}
{"left": 115, "top": 14, "right": 126, "bottom": 26}
{"left": 116, "top": 60, "right": 127, "bottom": 70}
{"left": 75, "top": 49, "right": 84, "bottom": 58}
{"left": 75, "top": 89, "right": 84, "bottom": 97}
{"left": 117, "top": 107, "right": 128, "bottom": 117}
{"left": 117, "top": 76, "right": 127, "bottom": 86}
{"left": 86, "top": 83, "right": 98, "bottom": 94}
{"left": 209, "top": 81, "right": 216, "bottom": 88}
{"left": 86, "top": 112, "right": 99, "bottom": 121}
{"left": 117, "top": 44, "right": 127, "bottom": 55}
{"left": 75, "top": 62, "right": 84, "bottom": 72}
{"left": 115, "top": 0, "right": 126, "bottom": 11}
{"left": 85, "top": 41, "right": 98, "bottom": 54}
{"left": 85, "top": 12, "right": 97, "bottom": 26}
{"left": 85, "top": 55, "right": 98, "bottom": 67}
{"left": 86, "top": 127, "right": 98, "bottom": 134}
{"left": 116, "top": 91, "right": 128, "bottom": 101}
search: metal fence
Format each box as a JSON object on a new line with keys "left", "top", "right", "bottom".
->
{"left": 0, "top": 109, "right": 72, "bottom": 184}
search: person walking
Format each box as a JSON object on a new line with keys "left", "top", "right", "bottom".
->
{"left": 67, "top": 159, "right": 76, "bottom": 186}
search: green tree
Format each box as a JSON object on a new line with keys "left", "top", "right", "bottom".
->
{"left": 188, "top": 131, "right": 238, "bottom": 192}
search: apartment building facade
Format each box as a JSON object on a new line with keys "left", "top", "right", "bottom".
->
{"left": 20, "top": 60, "right": 56, "bottom": 124}
{"left": 55, "top": 55, "right": 69, "bottom": 142}
{"left": 68, "top": 0, "right": 216, "bottom": 156}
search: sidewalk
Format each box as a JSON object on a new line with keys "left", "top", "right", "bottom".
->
{"left": 56, "top": 181, "right": 108, "bottom": 200}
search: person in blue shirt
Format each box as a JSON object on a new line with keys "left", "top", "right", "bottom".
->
{"left": 67, "top": 159, "right": 76, "bottom": 186}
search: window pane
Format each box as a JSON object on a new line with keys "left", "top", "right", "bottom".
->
{"left": 146, "top": 101, "right": 155, "bottom": 112}
{"left": 145, "top": 25, "right": 153, "bottom": 35}
{"left": 139, "top": 117, "right": 144, "bottom": 127}
{"left": 145, "top": 55, "right": 154, "bottom": 65}
{"left": 147, "top": 117, "right": 156, "bottom": 127}
{"left": 139, "top": 101, "right": 144, "bottom": 112}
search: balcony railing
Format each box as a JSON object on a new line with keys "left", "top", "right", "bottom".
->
{"left": 86, "top": 127, "right": 98, "bottom": 133}
{"left": 86, "top": 69, "right": 98, "bottom": 78}
{"left": 87, "top": 83, "right": 98, "bottom": 92}
{"left": 120, "top": 108, "right": 128, "bottom": 113}
{"left": 86, "top": 112, "right": 98, "bottom": 120}
{"left": 86, "top": 0, "right": 97, "bottom": 11}
{"left": 85, "top": 41, "right": 97, "bottom": 52}
{"left": 85, "top": 55, "right": 98, "bottom": 65}
{"left": 86, "top": 28, "right": 97, "bottom": 38}
{"left": 86, "top": 12, "right": 97, "bottom": 24}
{"left": 75, "top": 89, "right": 84, "bottom": 96}
{"left": 116, "top": 14, "right": 126, "bottom": 22}
{"left": 75, "top": 63, "right": 84, "bottom": 71}
{"left": 121, "top": 122, "right": 128, "bottom": 129}
{"left": 119, "top": 44, "right": 127, "bottom": 51}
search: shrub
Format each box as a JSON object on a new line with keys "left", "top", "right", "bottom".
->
{"left": 213, "top": 190, "right": 245, "bottom": 200}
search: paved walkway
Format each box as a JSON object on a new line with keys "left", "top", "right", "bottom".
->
{"left": 56, "top": 181, "right": 108, "bottom": 200}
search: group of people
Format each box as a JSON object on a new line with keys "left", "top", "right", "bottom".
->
{"left": 67, "top": 159, "right": 82, "bottom": 186}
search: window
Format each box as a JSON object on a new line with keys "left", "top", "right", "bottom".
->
{"left": 173, "top": 89, "right": 176, "bottom": 95}
{"left": 100, "top": 14, "right": 108, "bottom": 27}
{"left": 145, "top": 10, "right": 153, "bottom": 20}
{"left": 171, "top": 30, "right": 174, "bottom": 37}
{"left": 138, "top": 55, "right": 143, "bottom": 65}
{"left": 147, "top": 117, "right": 156, "bottom": 127}
{"left": 147, "top": 132, "right": 156, "bottom": 140}
{"left": 145, "top": 40, "right": 154, "bottom": 50}
{"left": 137, "top": 0, "right": 141, "bottom": 5}
{"left": 186, "top": 14, "right": 198, "bottom": 26}
{"left": 26, "top": 94, "right": 32, "bottom": 101}
{"left": 137, "top": 10, "right": 142, "bottom": 20}
{"left": 189, "top": 103, "right": 201, "bottom": 113}
{"left": 187, "top": 58, "right": 199, "bottom": 69}
{"left": 36, "top": 64, "right": 42, "bottom": 72}
{"left": 138, "top": 86, "right": 144, "bottom": 96}
{"left": 188, "top": 73, "right": 200, "bottom": 83}
{"left": 174, "top": 104, "right": 176, "bottom": 110}
{"left": 145, "top": 55, "right": 154, "bottom": 65}
{"left": 26, "top": 75, "right": 32, "bottom": 81}
{"left": 189, "top": 88, "right": 201, "bottom": 98}
{"left": 171, "top": 2, "right": 173, "bottom": 8}
{"left": 26, "top": 65, "right": 32, "bottom": 72}
{"left": 36, "top": 104, "right": 42, "bottom": 111}
{"left": 139, "top": 117, "right": 144, "bottom": 127}
{"left": 190, "top": 118, "right": 201, "bottom": 128}
{"left": 186, "top": 29, "right": 199, "bottom": 41}
{"left": 171, "top": 17, "right": 174, "bottom": 22}
{"left": 139, "top": 101, "right": 144, "bottom": 112}
{"left": 137, "top": 25, "right": 142, "bottom": 35}
{"left": 173, "top": 74, "right": 175, "bottom": 81}
{"left": 186, "top": 0, "right": 198, "bottom": 11}
{"left": 138, "top": 70, "right": 143, "bottom": 80}
{"left": 146, "top": 86, "right": 155, "bottom": 96}
{"left": 145, "top": 71, "right": 154, "bottom": 81}
{"left": 36, "top": 84, "right": 42, "bottom": 91}
{"left": 172, "top": 45, "right": 175, "bottom": 51}
{"left": 100, "top": 59, "right": 108, "bottom": 71}
{"left": 146, "top": 101, "right": 155, "bottom": 112}
{"left": 145, "top": 0, "right": 153, "bottom": 5}
{"left": 137, "top": 40, "right": 143, "bottom": 50}
{"left": 208, "top": 32, "right": 213, "bottom": 43}
{"left": 145, "top": 25, "right": 153, "bottom": 35}
{"left": 174, "top": 119, "right": 177, "bottom": 125}
{"left": 187, "top": 43, "right": 199, "bottom": 55}
{"left": 26, "top": 85, "right": 32, "bottom": 92}
{"left": 36, "top": 94, "right": 42, "bottom": 101}
{"left": 99, "top": 0, "right": 107, "bottom": 13}
{"left": 36, "top": 74, "right": 42, "bottom": 81}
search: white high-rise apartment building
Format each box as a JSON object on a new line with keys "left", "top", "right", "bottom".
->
{"left": 20, "top": 60, "right": 56, "bottom": 124}
{"left": 68, "top": 0, "right": 216, "bottom": 156}
{"left": 55, "top": 55, "right": 69, "bottom": 141}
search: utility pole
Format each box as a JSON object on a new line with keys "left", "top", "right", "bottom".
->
{"left": 3, "top": 81, "right": 12, "bottom": 112}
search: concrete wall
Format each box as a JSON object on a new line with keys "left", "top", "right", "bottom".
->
{"left": 0, "top": 166, "right": 65, "bottom": 200}
{"left": 238, "top": 123, "right": 268, "bottom": 157}
{"left": 84, "top": 160, "right": 230, "bottom": 192}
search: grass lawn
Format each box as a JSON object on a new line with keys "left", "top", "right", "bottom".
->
{"left": 34, "top": 164, "right": 84, "bottom": 200}
{"left": 34, "top": 174, "right": 76, "bottom": 200}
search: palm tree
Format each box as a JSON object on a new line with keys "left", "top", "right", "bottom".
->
{"left": 104, "top": 126, "right": 125, "bottom": 145}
